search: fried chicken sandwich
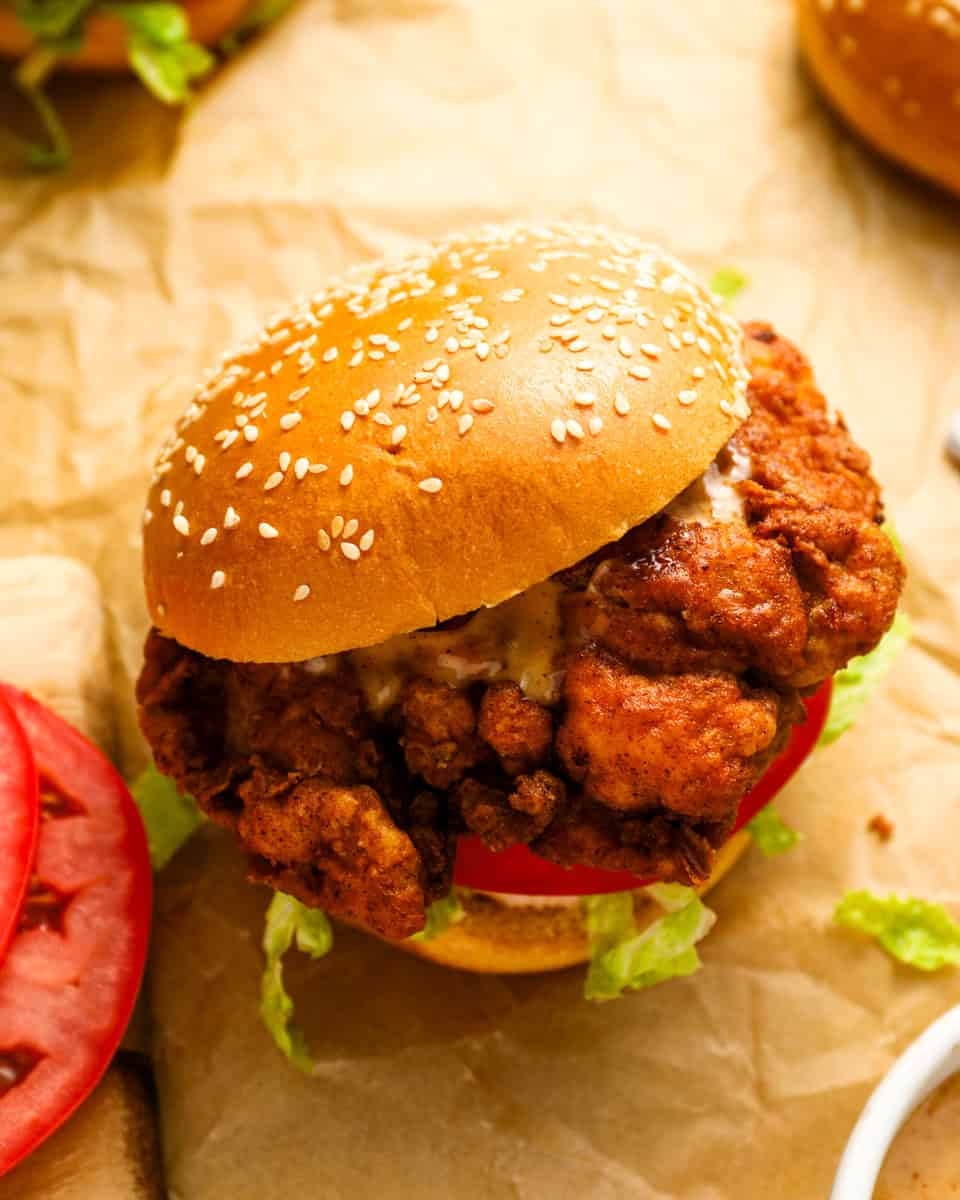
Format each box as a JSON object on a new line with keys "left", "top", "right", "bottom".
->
{"left": 136, "top": 223, "right": 904, "bottom": 991}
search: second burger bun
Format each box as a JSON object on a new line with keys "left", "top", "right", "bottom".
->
{"left": 143, "top": 222, "right": 750, "bottom": 664}
{"left": 796, "top": 0, "right": 960, "bottom": 196}
{"left": 0, "top": 0, "right": 252, "bottom": 69}
{"left": 400, "top": 831, "right": 752, "bottom": 975}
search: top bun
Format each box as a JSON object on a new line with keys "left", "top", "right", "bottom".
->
{"left": 142, "top": 223, "right": 750, "bottom": 663}
{"left": 796, "top": 0, "right": 960, "bottom": 196}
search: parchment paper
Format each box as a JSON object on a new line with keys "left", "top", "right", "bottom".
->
{"left": 2, "top": 0, "right": 959, "bottom": 1196}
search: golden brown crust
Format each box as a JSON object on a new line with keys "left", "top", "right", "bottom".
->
{"left": 142, "top": 224, "right": 750, "bottom": 663}
{"left": 400, "top": 829, "right": 751, "bottom": 974}
{"left": 0, "top": 0, "right": 251, "bottom": 68}
{"left": 796, "top": 0, "right": 960, "bottom": 196}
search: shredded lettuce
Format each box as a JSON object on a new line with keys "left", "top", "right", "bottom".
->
{"left": 582, "top": 888, "right": 716, "bottom": 1002}
{"left": 131, "top": 763, "right": 203, "bottom": 870}
{"left": 748, "top": 806, "right": 802, "bottom": 857}
{"left": 709, "top": 267, "right": 748, "bottom": 304}
{"left": 408, "top": 892, "right": 466, "bottom": 943}
{"left": 818, "top": 610, "right": 912, "bottom": 747}
{"left": 260, "top": 892, "right": 333, "bottom": 1072}
{"left": 835, "top": 891, "right": 960, "bottom": 972}
{"left": 8, "top": 0, "right": 215, "bottom": 168}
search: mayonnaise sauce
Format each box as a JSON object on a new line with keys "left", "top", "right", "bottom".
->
{"left": 665, "top": 442, "right": 751, "bottom": 525}
{"left": 345, "top": 580, "right": 565, "bottom": 716}
{"left": 875, "top": 1072, "right": 960, "bottom": 1198}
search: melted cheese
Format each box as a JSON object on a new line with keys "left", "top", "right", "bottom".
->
{"left": 345, "top": 580, "right": 565, "bottom": 715}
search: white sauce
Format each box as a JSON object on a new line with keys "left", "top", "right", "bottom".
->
{"left": 665, "top": 442, "right": 751, "bottom": 525}
{"left": 471, "top": 890, "right": 583, "bottom": 910}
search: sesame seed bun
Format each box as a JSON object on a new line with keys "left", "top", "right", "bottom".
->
{"left": 143, "top": 223, "right": 750, "bottom": 664}
{"left": 399, "top": 830, "right": 751, "bottom": 974}
{"left": 796, "top": 0, "right": 960, "bottom": 196}
{"left": 0, "top": 0, "right": 251, "bottom": 69}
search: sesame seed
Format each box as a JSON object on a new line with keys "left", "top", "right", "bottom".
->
{"left": 652, "top": 413, "right": 672, "bottom": 431}
{"left": 343, "top": 518, "right": 359, "bottom": 539}
{"left": 425, "top": 328, "right": 439, "bottom": 343}
{"left": 349, "top": 351, "right": 364, "bottom": 368}
{"left": 618, "top": 336, "right": 634, "bottom": 357}
{"left": 369, "top": 350, "right": 385, "bottom": 361}
{"left": 458, "top": 414, "right": 474, "bottom": 435}
{"left": 210, "top": 570, "right": 226, "bottom": 590}
{"left": 367, "top": 388, "right": 381, "bottom": 408}
{"left": 160, "top": 489, "right": 171, "bottom": 507}
{"left": 569, "top": 338, "right": 589, "bottom": 353}
{"left": 373, "top": 412, "right": 392, "bottom": 426}
{"left": 697, "top": 337, "right": 711, "bottom": 355}
{"left": 692, "top": 366, "right": 706, "bottom": 380}
{"left": 341, "top": 411, "right": 356, "bottom": 432}
{"left": 289, "top": 386, "right": 310, "bottom": 403}
{"left": 551, "top": 419, "right": 567, "bottom": 444}
{"left": 602, "top": 324, "right": 616, "bottom": 340}
{"left": 614, "top": 394, "right": 631, "bottom": 416}
{"left": 185, "top": 445, "right": 197, "bottom": 463}
{"left": 340, "top": 464, "right": 354, "bottom": 486}
{"left": 331, "top": 515, "right": 345, "bottom": 538}
{"left": 398, "top": 317, "right": 413, "bottom": 332}
{"left": 576, "top": 360, "right": 595, "bottom": 372}
{"left": 293, "top": 584, "right": 311, "bottom": 602}
{"left": 359, "top": 529, "right": 375, "bottom": 552}
{"left": 173, "top": 514, "right": 190, "bottom": 536}
{"left": 244, "top": 425, "right": 259, "bottom": 443}
{"left": 308, "top": 463, "right": 328, "bottom": 474}
{"left": 259, "top": 522, "right": 279, "bottom": 539}
{"left": 294, "top": 457, "right": 310, "bottom": 480}
{"left": 589, "top": 416, "right": 604, "bottom": 436}
{"left": 550, "top": 314, "right": 571, "bottom": 327}
{"left": 174, "top": 500, "right": 184, "bottom": 517}
{"left": 628, "top": 365, "right": 652, "bottom": 381}
{"left": 200, "top": 528, "right": 218, "bottom": 546}
{"left": 585, "top": 307, "right": 605, "bottom": 323}
{"left": 341, "top": 542, "right": 361, "bottom": 561}
{"left": 682, "top": 331, "right": 696, "bottom": 345}
{"left": 640, "top": 343, "right": 662, "bottom": 358}
{"left": 435, "top": 363, "right": 450, "bottom": 383}
{"left": 143, "top": 509, "right": 153, "bottom": 526}
{"left": 445, "top": 337, "right": 460, "bottom": 353}
{"left": 669, "top": 333, "right": 682, "bottom": 351}
{"left": 549, "top": 293, "right": 569, "bottom": 306}
{"left": 391, "top": 425, "right": 408, "bottom": 446}
{"left": 575, "top": 391, "right": 596, "bottom": 407}
{"left": 426, "top": 407, "right": 439, "bottom": 423}
{"left": 418, "top": 477, "right": 443, "bottom": 493}
{"left": 225, "top": 506, "right": 240, "bottom": 528}
{"left": 369, "top": 333, "right": 388, "bottom": 346}
{"left": 678, "top": 389, "right": 698, "bottom": 405}
{"left": 323, "top": 347, "right": 338, "bottom": 363}
{"left": 264, "top": 471, "right": 284, "bottom": 491}
{"left": 279, "top": 451, "right": 292, "bottom": 470}
{"left": 318, "top": 530, "right": 331, "bottom": 551}
{"left": 472, "top": 398, "right": 495, "bottom": 413}
{"left": 566, "top": 419, "right": 585, "bottom": 440}
{"left": 280, "top": 412, "right": 302, "bottom": 431}
{"left": 720, "top": 399, "right": 735, "bottom": 417}
{"left": 476, "top": 343, "right": 490, "bottom": 360}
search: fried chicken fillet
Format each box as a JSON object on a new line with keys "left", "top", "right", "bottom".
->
{"left": 137, "top": 324, "right": 904, "bottom": 938}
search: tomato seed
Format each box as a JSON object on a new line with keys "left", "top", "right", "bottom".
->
{"left": 39, "top": 777, "right": 85, "bottom": 821}
{"left": 18, "top": 879, "right": 72, "bottom": 935}
{"left": 0, "top": 1047, "right": 43, "bottom": 1098}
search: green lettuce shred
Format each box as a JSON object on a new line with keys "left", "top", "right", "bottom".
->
{"left": 8, "top": 0, "right": 215, "bottom": 168}
{"left": 582, "top": 888, "right": 716, "bottom": 1002}
{"left": 709, "top": 267, "right": 748, "bottom": 304}
{"left": 131, "top": 763, "right": 203, "bottom": 870}
{"left": 835, "top": 891, "right": 960, "bottom": 972}
{"left": 260, "top": 892, "right": 333, "bottom": 1073}
{"left": 748, "top": 806, "right": 802, "bottom": 857}
{"left": 408, "top": 892, "right": 466, "bottom": 943}
{"left": 818, "top": 610, "right": 912, "bottom": 747}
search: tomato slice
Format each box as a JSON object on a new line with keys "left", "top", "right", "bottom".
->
{"left": 454, "top": 680, "right": 832, "bottom": 896}
{"left": 0, "top": 686, "right": 152, "bottom": 1178}
{"left": 0, "top": 694, "right": 38, "bottom": 965}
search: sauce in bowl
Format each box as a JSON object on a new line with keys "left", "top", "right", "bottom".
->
{"left": 875, "top": 1072, "right": 960, "bottom": 1197}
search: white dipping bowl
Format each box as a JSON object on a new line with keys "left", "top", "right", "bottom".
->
{"left": 831, "top": 1004, "right": 960, "bottom": 1199}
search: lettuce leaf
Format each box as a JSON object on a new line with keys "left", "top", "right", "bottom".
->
{"left": 748, "top": 806, "right": 802, "bottom": 857}
{"left": 260, "top": 892, "right": 333, "bottom": 1073}
{"left": 709, "top": 267, "right": 748, "bottom": 304}
{"left": 106, "top": 3, "right": 214, "bottom": 102}
{"left": 835, "top": 891, "right": 960, "bottom": 971}
{"left": 583, "top": 888, "right": 716, "bottom": 1001}
{"left": 12, "top": 0, "right": 94, "bottom": 39}
{"left": 130, "top": 763, "right": 203, "bottom": 870}
{"left": 818, "top": 609, "right": 912, "bottom": 747}
{"left": 408, "top": 892, "right": 466, "bottom": 942}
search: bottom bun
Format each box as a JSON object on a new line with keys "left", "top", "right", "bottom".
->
{"left": 397, "top": 829, "right": 751, "bottom": 975}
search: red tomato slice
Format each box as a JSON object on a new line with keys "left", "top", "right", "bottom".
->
{"left": 454, "top": 680, "right": 832, "bottom": 896}
{"left": 0, "top": 686, "right": 152, "bottom": 1178}
{"left": 0, "top": 694, "right": 38, "bottom": 964}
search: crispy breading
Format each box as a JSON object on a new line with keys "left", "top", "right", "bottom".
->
{"left": 478, "top": 683, "right": 553, "bottom": 775}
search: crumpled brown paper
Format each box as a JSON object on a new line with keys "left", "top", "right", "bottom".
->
{"left": 2, "top": 0, "right": 959, "bottom": 1196}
